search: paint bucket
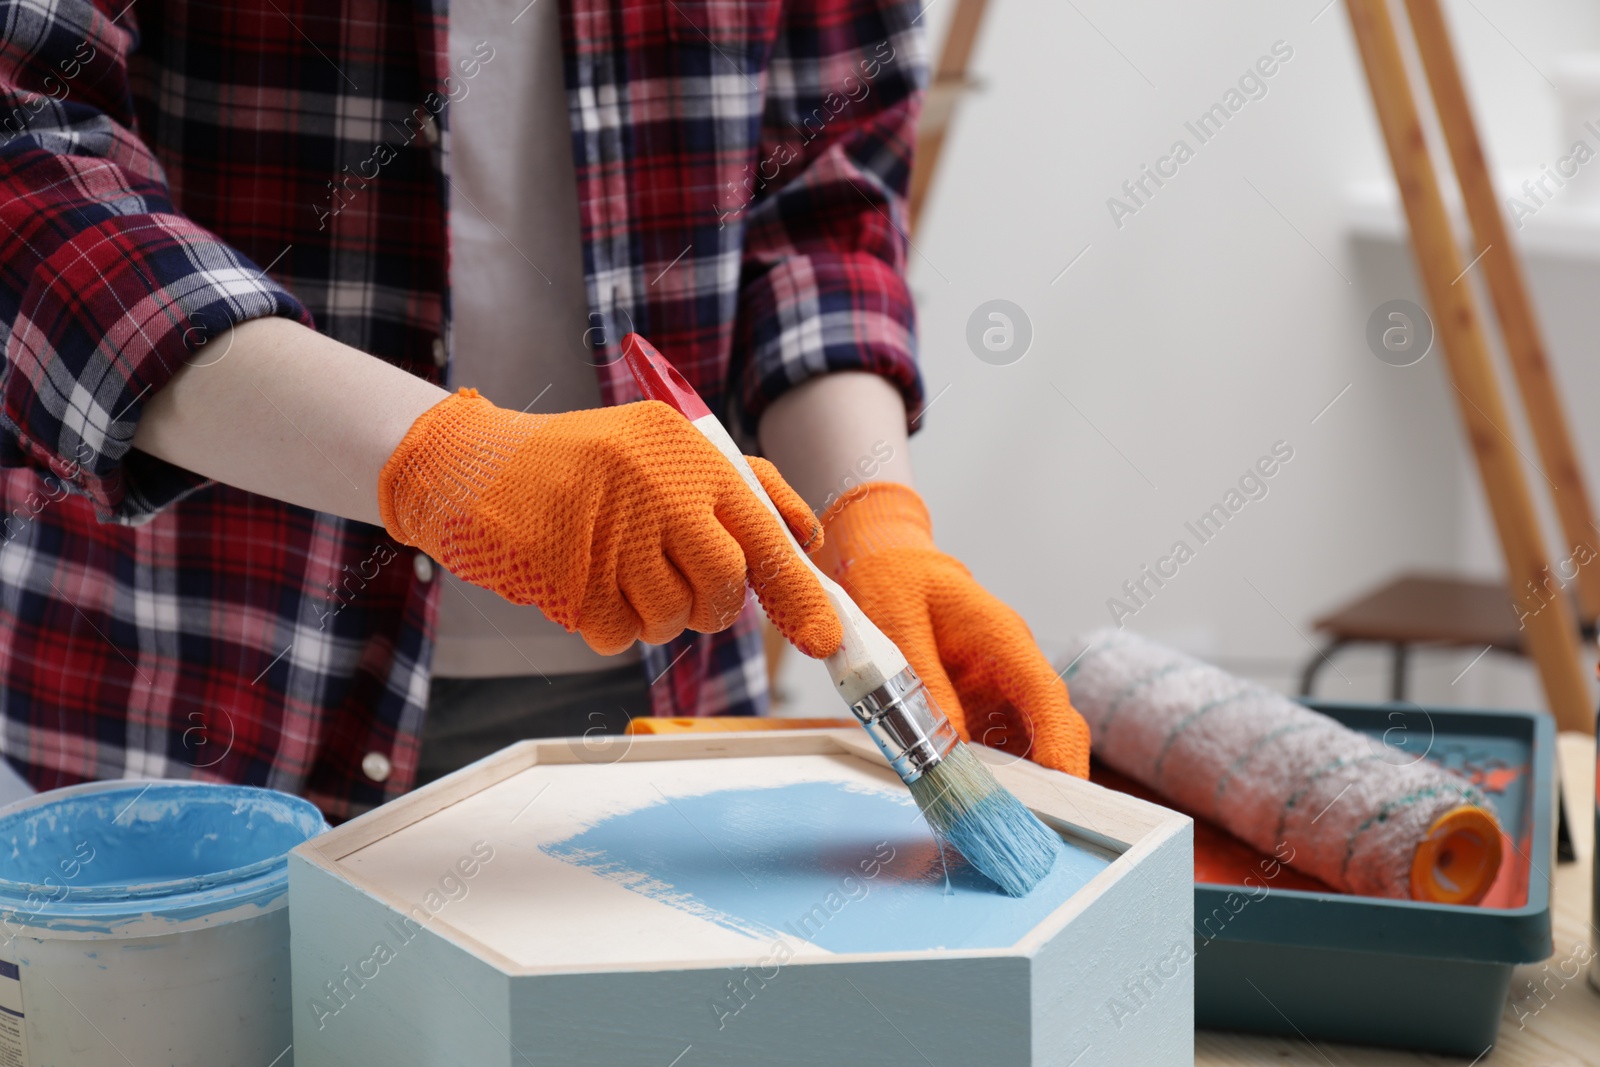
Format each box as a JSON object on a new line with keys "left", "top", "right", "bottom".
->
{"left": 0, "top": 779, "right": 327, "bottom": 1066}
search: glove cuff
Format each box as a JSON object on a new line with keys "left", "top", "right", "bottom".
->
{"left": 378, "top": 387, "right": 491, "bottom": 544}
{"left": 815, "top": 481, "right": 934, "bottom": 575}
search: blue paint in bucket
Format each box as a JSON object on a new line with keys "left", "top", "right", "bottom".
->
{"left": 0, "top": 780, "right": 326, "bottom": 1066}
{"left": 0, "top": 780, "right": 327, "bottom": 933}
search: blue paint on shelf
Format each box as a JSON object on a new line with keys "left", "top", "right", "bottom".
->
{"left": 541, "top": 782, "right": 1109, "bottom": 952}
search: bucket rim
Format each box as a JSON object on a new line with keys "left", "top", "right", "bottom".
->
{"left": 0, "top": 779, "right": 327, "bottom": 925}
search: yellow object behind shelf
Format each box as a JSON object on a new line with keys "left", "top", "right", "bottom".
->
{"left": 625, "top": 716, "right": 853, "bottom": 735}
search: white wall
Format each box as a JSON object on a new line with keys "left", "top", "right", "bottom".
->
{"left": 776, "top": 0, "right": 1600, "bottom": 719}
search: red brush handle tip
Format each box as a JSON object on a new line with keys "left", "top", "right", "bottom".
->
{"left": 622, "top": 333, "right": 713, "bottom": 421}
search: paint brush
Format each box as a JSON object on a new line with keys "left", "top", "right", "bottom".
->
{"left": 622, "top": 333, "right": 1064, "bottom": 897}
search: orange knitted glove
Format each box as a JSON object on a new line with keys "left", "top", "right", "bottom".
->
{"left": 379, "top": 390, "right": 842, "bottom": 658}
{"left": 815, "top": 482, "right": 1090, "bottom": 778}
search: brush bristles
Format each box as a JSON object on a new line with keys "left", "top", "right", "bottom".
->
{"left": 907, "top": 743, "right": 1063, "bottom": 897}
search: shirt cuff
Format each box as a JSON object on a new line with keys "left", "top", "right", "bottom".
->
{"left": 735, "top": 254, "right": 923, "bottom": 436}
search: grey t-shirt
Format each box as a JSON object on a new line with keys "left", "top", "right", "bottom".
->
{"left": 435, "top": 0, "right": 639, "bottom": 676}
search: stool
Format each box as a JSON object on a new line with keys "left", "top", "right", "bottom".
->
{"left": 1299, "top": 572, "right": 1546, "bottom": 700}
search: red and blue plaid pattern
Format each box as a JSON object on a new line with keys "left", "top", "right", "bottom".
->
{"left": 0, "top": 0, "right": 924, "bottom": 819}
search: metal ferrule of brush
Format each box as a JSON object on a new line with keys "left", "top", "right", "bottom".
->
{"left": 849, "top": 667, "right": 959, "bottom": 783}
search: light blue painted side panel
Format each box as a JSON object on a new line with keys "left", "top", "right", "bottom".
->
{"left": 289, "top": 854, "right": 515, "bottom": 1067}
{"left": 1031, "top": 821, "right": 1194, "bottom": 1066}
{"left": 507, "top": 958, "right": 1032, "bottom": 1066}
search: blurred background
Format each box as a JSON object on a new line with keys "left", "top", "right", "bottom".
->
{"left": 773, "top": 0, "right": 1600, "bottom": 719}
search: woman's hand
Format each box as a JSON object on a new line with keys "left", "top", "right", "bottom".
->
{"left": 816, "top": 482, "right": 1091, "bottom": 778}
{"left": 759, "top": 371, "right": 1090, "bottom": 778}
{"left": 379, "top": 390, "right": 841, "bottom": 657}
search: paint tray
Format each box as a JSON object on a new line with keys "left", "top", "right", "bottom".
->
{"left": 1094, "top": 700, "right": 1555, "bottom": 1056}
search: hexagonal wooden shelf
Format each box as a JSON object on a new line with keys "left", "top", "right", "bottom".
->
{"left": 290, "top": 730, "right": 1192, "bottom": 1065}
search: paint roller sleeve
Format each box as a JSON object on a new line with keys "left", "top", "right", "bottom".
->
{"left": 1060, "top": 629, "right": 1503, "bottom": 904}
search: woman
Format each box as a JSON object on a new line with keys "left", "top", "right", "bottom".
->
{"left": 0, "top": 0, "right": 1086, "bottom": 820}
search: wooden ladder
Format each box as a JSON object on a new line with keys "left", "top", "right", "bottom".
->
{"left": 1345, "top": 0, "right": 1596, "bottom": 732}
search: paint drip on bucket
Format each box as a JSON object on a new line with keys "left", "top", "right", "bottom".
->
{"left": 0, "top": 780, "right": 326, "bottom": 1066}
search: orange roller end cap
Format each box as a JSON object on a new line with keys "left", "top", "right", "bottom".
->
{"left": 1410, "top": 805, "right": 1503, "bottom": 905}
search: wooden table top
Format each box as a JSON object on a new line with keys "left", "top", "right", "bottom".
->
{"left": 1196, "top": 732, "right": 1598, "bottom": 1066}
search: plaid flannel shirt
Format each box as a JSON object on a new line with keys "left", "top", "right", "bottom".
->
{"left": 0, "top": 0, "right": 924, "bottom": 818}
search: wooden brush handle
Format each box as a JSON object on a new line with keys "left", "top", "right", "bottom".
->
{"left": 623, "top": 334, "right": 908, "bottom": 703}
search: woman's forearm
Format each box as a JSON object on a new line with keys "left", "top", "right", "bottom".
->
{"left": 757, "top": 371, "right": 915, "bottom": 515}
{"left": 139, "top": 334, "right": 912, "bottom": 529}
{"left": 132, "top": 316, "right": 449, "bottom": 526}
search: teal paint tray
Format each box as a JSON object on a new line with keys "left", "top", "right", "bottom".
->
{"left": 1189, "top": 701, "right": 1556, "bottom": 1056}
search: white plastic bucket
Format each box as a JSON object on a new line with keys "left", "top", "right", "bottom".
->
{"left": 0, "top": 780, "right": 327, "bottom": 1066}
